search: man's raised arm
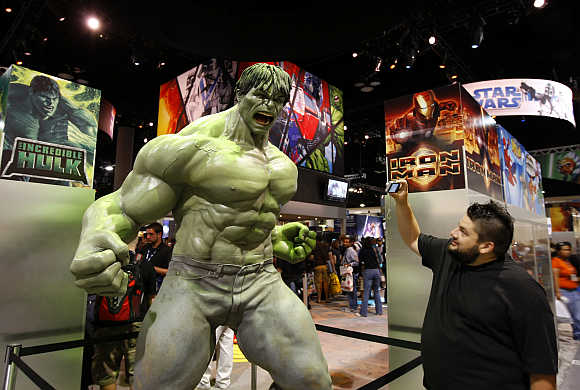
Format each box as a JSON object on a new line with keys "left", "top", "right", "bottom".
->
{"left": 70, "top": 135, "right": 183, "bottom": 295}
{"left": 389, "top": 180, "right": 421, "bottom": 256}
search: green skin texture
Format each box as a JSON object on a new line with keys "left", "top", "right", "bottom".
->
{"left": 70, "top": 83, "right": 317, "bottom": 296}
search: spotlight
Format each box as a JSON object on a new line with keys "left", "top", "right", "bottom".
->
{"left": 471, "top": 17, "right": 485, "bottom": 48}
{"left": 428, "top": 35, "right": 436, "bottom": 45}
{"left": 364, "top": 135, "right": 370, "bottom": 140}
{"left": 24, "top": 52, "right": 31, "bottom": 56}
{"left": 360, "top": 203, "right": 366, "bottom": 208}
{"left": 374, "top": 58, "right": 383, "bottom": 72}
{"left": 86, "top": 16, "right": 100, "bottom": 30}
{"left": 344, "top": 141, "right": 348, "bottom": 145}
{"left": 344, "top": 125, "right": 347, "bottom": 130}
{"left": 42, "top": 37, "right": 48, "bottom": 42}
{"left": 389, "top": 63, "right": 396, "bottom": 70}
{"left": 5, "top": 8, "right": 12, "bottom": 13}
{"left": 149, "top": 122, "right": 154, "bottom": 127}
{"left": 533, "top": 0, "right": 546, "bottom": 8}
{"left": 144, "top": 138, "right": 148, "bottom": 143}
{"left": 439, "top": 63, "right": 446, "bottom": 69}
{"left": 59, "top": 17, "right": 65, "bottom": 22}
{"left": 16, "top": 60, "right": 22, "bottom": 65}
{"left": 450, "top": 74, "right": 458, "bottom": 79}
{"left": 352, "top": 52, "right": 358, "bottom": 58}
{"left": 104, "top": 165, "right": 114, "bottom": 172}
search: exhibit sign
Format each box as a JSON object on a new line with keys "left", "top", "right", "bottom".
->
{"left": 157, "top": 59, "right": 238, "bottom": 136}
{"left": 534, "top": 148, "right": 580, "bottom": 184}
{"left": 98, "top": 98, "right": 116, "bottom": 140}
{"left": 0, "top": 65, "right": 100, "bottom": 187}
{"left": 462, "top": 91, "right": 504, "bottom": 201}
{"left": 385, "top": 85, "right": 466, "bottom": 193}
{"left": 158, "top": 60, "right": 345, "bottom": 176}
{"left": 523, "top": 152, "right": 545, "bottom": 217}
{"left": 498, "top": 125, "right": 526, "bottom": 209}
{"left": 463, "top": 79, "right": 576, "bottom": 127}
{"left": 546, "top": 202, "right": 580, "bottom": 232}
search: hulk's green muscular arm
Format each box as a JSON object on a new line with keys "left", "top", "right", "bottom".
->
{"left": 70, "top": 135, "right": 184, "bottom": 295}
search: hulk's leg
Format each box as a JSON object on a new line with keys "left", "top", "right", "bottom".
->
{"left": 236, "top": 269, "right": 332, "bottom": 390}
{"left": 133, "top": 275, "right": 214, "bottom": 390}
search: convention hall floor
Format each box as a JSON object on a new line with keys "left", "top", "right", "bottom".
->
{"left": 110, "top": 294, "right": 579, "bottom": 390}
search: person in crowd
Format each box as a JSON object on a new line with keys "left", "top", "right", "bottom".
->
{"left": 196, "top": 326, "right": 235, "bottom": 390}
{"left": 342, "top": 236, "right": 359, "bottom": 312}
{"left": 376, "top": 236, "right": 387, "bottom": 302}
{"left": 136, "top": 222, "right": 173, "bottom": 293}
{"left": 275, "top": 256, "right": 309, "bottom": 304}
{"left": 330, "top": 238, "right": 342, "bottom": 278}
{"left": 552, "top": 241, "right": 580, "bottom": 340}
{"left": 312, "top": 239, "right": 331, "bottom": 303}
{"left": 391, "top": 179, "right": 557, "bottom": 390}
{"left": 357, "top": 237, "right": 383, "bottom": 317}
{"left": 91, "top": 251, "right": 157, "bottom": 390}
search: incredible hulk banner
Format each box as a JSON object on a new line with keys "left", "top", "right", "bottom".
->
{"left": 0, "top": 65, "right": 100, "bottom": 187}
{"left": 158, "top": 60, "right": 344, "bottom": 176}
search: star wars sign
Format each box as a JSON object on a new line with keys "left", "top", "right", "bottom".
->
{"left": 463, "top": 79, "right": 575, "bottom": 127}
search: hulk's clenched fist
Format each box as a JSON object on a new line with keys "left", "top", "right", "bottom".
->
{"left": 272, "top": 222, "right": 317, "bottom": 263}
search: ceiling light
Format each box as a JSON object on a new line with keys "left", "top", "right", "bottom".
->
{"left": 144, "top": 138, "right": 148, "bottom": 143}
{"left": 104, "top": 165, "right": 114, "bottom": 172}
{"left": 87, "top": 16, "right": 100, "bottom": 30}
{"left": 99, "top": 34, "right": 104, "bottom": 38}
{"left": 24, "top": 52, "right": 31, "bottom": 56}
{"left": 364, "top": 135, "right": 370, "bottom": 139}
{"left": 59, "top": 17, "right": 65, "bottom": 22}
{"left": 360, "top": 86, "right": 374, "bottom": 93}
{"left": 374, "top": 58, "right": 382, "bottom": 72}
{"left": 16, "top": 61, "right": 22, "bottom": 65}
{"left": 43, "top": 37, "right": 48, "bottom": 42}
{"left": 344, "top": 125, "right": 347, "bottom": 130}
{"left": 57, "top": 72, "right": 74, "bottom": 80}
{"left": 428, "top": 35, "right": 436, "bottom": 45}
{"left": 533, "top": 0, "right": 546, "bottom": 8}
{"left": 354, "top": 82, "right": 365, "bottom": 88}
{"left": 352, "top": 52, "right": 358, "bottom": 58}
{"left": 344, "top": 141, "right": 348, "bottom": 145}
{"left": 450, "top": 74, "right": 458, "bottom": 80}
{"left": 389, "top": 63, "right": 396, "bottom": 70}
{"left": 369, "top": 81, "right": 381, "bottom": 86}
{"left": 149, "top": 122, "right": 154, "bottom": 127}
{"left": 360, "top": 203, "right": 365, "bottom": 208}
{"left": 5, "top": 8, "right": 12, "bottom": 13}
{"left": 134, "top": 61, "right": 140, "bottom": 66}
{"left": 439, "top": 63, "right": 446, "bottom": 69}
{"left": 471, "top": 18, "right": 485, "bottom": 48}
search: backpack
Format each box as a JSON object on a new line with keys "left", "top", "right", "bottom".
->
{"left": 95, "top": 263, "right": 144, "bottom": 324}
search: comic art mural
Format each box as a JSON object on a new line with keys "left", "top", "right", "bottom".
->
{"left": 534, "top": 149, "right": 580, "bottom": 184}
{"left": 0, "top": 65, "right": 100, "bottom": 187}
{"left": 498, "top": 125, "right": 526, "bottom": 208}
{"left": 157, "top": 60, "right": 344, "bottom": 176}
{"left": 462, "top": 91, "right": 504, "bottom": 201}
{"left": 384, "top": 85, "right": 466, "bottom": 192}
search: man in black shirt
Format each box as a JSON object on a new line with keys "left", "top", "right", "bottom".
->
{"left": 391, "top": 180, "right": 557, "bottom": 390}
{"left": 136, "top": 222, "right": 173, "bottom": 293}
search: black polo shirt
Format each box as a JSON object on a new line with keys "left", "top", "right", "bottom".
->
{"left": 418, "top": 234, "right": 557, "bottom": 390}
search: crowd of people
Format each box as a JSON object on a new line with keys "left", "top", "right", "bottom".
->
{"left": 274, "top": 232, "right": 388, "bottom": 317}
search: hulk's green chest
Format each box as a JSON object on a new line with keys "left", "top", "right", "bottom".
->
{"left": 187, "top": 143, "right": 296, "bottom": 208}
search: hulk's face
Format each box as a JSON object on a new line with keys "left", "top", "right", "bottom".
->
{"left": 31, "top": 90, "right": 59, "bottom": 119}
{"left": 237, "top": 85, "right": 287, "bottom": 136}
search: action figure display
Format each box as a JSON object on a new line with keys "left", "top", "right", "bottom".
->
{"left": 70, "top": 63, "right": 332, "bottom": 390}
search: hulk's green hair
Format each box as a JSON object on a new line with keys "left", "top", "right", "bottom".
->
{"left": 235, "top": 63, "right": 291, "bottom": 104}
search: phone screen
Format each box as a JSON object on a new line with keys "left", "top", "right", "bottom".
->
{"left": 387, "top": 182, "right": 401, "bottom": 193}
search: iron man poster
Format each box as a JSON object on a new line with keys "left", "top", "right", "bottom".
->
{"left": 385, "top": 85, "right": 466, "bottom": 192}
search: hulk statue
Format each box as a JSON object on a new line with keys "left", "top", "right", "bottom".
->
{"left": 70, "top": 63, "right": 332, "bottom": 390}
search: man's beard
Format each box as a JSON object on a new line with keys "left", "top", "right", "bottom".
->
{"left": 448, "top": 243, "right": 480, "bottom": 265}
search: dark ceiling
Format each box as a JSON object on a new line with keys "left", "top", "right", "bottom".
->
{"left": 1, "top": 0, "right": 579, "bottom": 204}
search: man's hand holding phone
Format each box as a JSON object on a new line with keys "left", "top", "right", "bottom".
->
{"left": 387, "top": 180, "right": 408, "bottom": 203}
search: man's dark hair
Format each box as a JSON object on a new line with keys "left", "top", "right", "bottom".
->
{"left": 467, "top": 201, "right": 514, "bottom": 258}
{"left": 146, "top": 222, "right": 163, "bottom": 234}
{"left": 555, "top": 241, "right": 572, "bottom": 251}
{"left": 29, "top": 75, "right": 59, "bottom": 95}
{"left": 235, "top": 63, "right": 291, "bottom": 104}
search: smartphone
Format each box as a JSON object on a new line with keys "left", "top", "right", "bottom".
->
{"left": 386, "top": 182, "right": 401, "bottom": 193}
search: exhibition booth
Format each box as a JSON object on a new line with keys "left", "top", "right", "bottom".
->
{"left": 0, "top": 60, "right": 566, "bottom": 390}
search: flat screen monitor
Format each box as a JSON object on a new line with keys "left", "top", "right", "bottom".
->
{"left": 326, "top": 178, "right": 348, "bottom": 201}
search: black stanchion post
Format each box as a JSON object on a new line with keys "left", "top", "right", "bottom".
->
{"left": 2, "top": 344, "right": 21, "bottom": 390}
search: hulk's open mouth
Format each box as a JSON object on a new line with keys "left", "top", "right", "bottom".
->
{"left": 254, "top": 112, "right": 274, "bottom": 126}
